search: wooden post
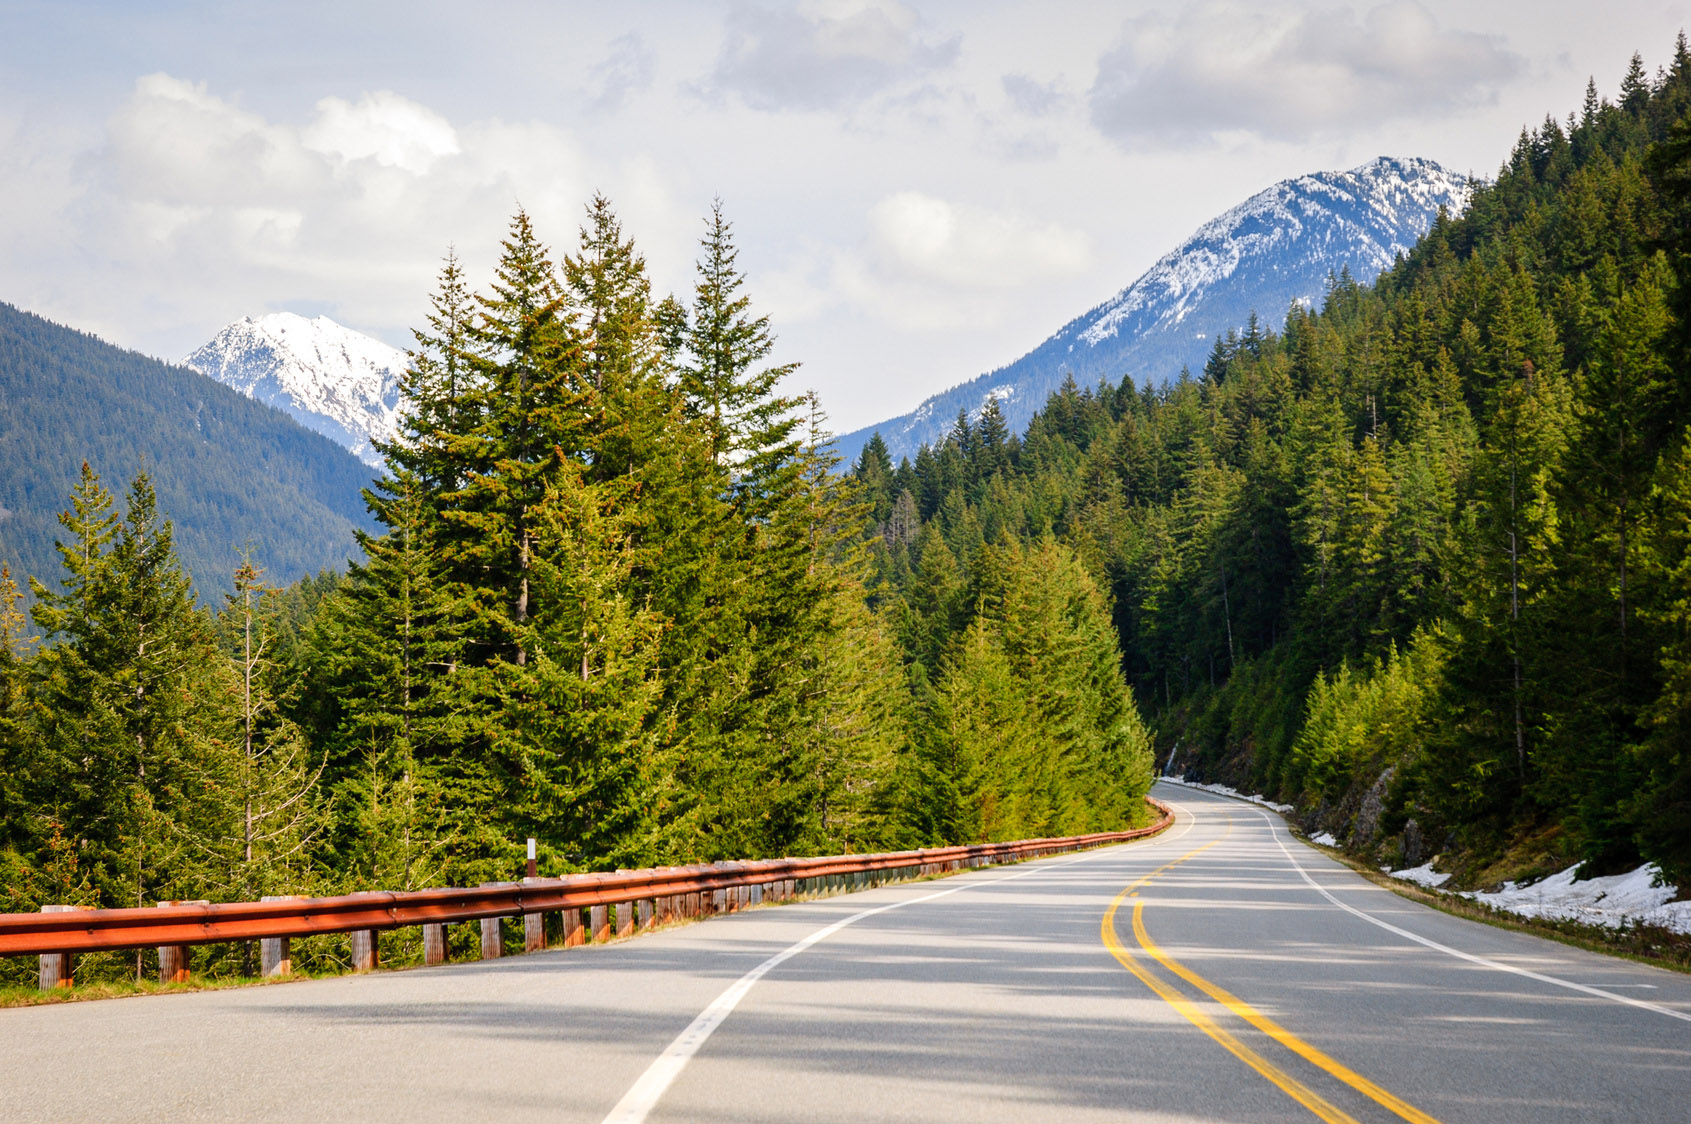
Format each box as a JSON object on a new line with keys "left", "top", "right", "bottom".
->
{"left": 590, "top": 904, "right": 610, "bottom": 942}
{"left": 617, "top": 902, "right": 636, "bottom": 939}
{"left": 423, "top": 923, "right": 449, "bottom": 967}
{"left": 37, "top": 905, "right": 75, "bottom": 991}
{"left": 348, "top": 892, "right": 380, "bottom": 972}
{"left": 350, "top": 929, "right": 379, "bottom": 972}
{"left": 479, "top": 882, "right": 511, "bottom": 959}
{"left": 563, "top": 907, "right": 585, "bottom": 947}
{"left": 522, "top": 877, "right": 546, "bottom": 953}
{"left": 259, "top": 896, "right": 297, "bottom": 978}
{"left": 480, "top": 917, "right": 503, "bottom": 959}
{"left": 638, "top": 899, "right": 654, "bottom": 929}
{"left": 156, "top": 901, "right": 205, "bottom": 984}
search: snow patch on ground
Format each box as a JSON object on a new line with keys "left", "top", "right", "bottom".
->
{"left": 1161, "top": 776, "right": 1294, "bottom": 814}
{"left": 1455, "top": 864, "right": 1691, "bottom": 935}
{"left": 1164, "top": 773, "right": 1691, "bottom": 935}
{"left": 1388, "top": 862, "right": 1450, "bottom": 889}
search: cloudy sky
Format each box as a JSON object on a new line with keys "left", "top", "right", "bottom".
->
{"left": 1, "top": 1, "right": 1686, "bottom": 433}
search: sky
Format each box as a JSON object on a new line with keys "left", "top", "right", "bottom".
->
{"left": 1, "top": 0, "right": 1687, "bottom": 434}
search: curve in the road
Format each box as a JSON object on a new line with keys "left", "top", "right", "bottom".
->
{"left": 1247, "top": 804, "right": 1691, "bottom": 1025}
{"left": 1104, "top": 805, "right": 1443, "bottom": 1124}
{"left": 6, "top": 782, "right": 1690, "bottom": 1123}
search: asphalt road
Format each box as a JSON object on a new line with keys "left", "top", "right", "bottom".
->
{"left": 3, "top": 782, "right": 1689, "bottom": 1122}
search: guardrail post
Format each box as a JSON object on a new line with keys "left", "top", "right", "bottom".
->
{"left": 37, "top": 905, "right": 75, "bottom": 990}
{"left": 563, "top": 907, "right": 585, "bottom": 947}
{"left": 260, "top": 896, "right": 297, "bottom": 977}
{"left": 350, "top": 929, "right": 378, "bottom": 972}
{"left": 423, "top": 922, "right": 449, "bottom": 966}
{"left": 590, "top": 904, "right": 610, "bottom": 942}
{"left": 349, "top": 891, "right": 380, "bottom": 972}
{"left": 478, "top": 882, "right": 512, "bottom": 958}
{"left": 615, "top": 902, "right": 634, "bottom": 938}
{"left": 156, "top": 901, "right": 206, "bottom": 984}
{"left": 637, "top": 899, "right": 654, "bottom": 929}
{"left": 521, "top": 878, "right": 546, "bottom": 953}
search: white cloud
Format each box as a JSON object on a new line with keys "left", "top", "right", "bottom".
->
{"left": 1001, "top": 73, "right": 1068, "bottom": 117}
{"left": 867, "top": 191, "right": 1088, "bottom": 290}
{"left": 302, "top": 91, "right": 460, "bottom": 174}
{"left": 1089, "top": 1, "right": 1523, "bottom": 147}
{"left": 766, "top": 192, "right": 1091, "bottom": 336}
{"left": 701, "top": 0, "right": 960, "bottom": 112}
{"left": 591, "top": 33, "right": 657, "bottom": 110}
{"left": 0, "top": 74, "right": 705, "bottom": 358}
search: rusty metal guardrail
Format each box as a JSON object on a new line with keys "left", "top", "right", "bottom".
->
{"left": 5, "top": 797, "right": 1173, "bottom": 989}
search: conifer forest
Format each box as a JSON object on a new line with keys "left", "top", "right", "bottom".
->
{"left": 5, "top": 40, "right": 1691, "bottom": 983}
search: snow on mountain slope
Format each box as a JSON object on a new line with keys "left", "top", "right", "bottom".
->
{"left": 836, "top": 156, "right": 1474, "bottom": 465}
{"left": 184, "top": 313, "right": 405, "bottom": 466}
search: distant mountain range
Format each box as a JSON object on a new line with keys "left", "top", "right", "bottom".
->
{"left": 0, "top": 302, "right": 376, "bottom": 599}
{"left": 836, "top": 156, "right": 1475, "bottom": 465}
{"left": 184, "top": 313, "right": 405, "bottom": 467}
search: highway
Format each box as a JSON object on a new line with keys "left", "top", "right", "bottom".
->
{"left": 3, "top": 782, "right": 1688, "bottom": 1122}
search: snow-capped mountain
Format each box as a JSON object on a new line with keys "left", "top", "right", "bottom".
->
{"left": 184, "top": 313, "right": 405, "bottom": 466}
{"left": 836, "top": 156, "right": 1474, "bottom": 465}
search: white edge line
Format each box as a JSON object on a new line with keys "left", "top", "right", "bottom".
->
{"left": 601, "top": 817, "right": 1190, "bottom": 1124}
{"left": 1251, "top": 808, "right": 1691, "bottom": 1025}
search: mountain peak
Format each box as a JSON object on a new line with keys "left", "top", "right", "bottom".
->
{"left": 838, "top": 156, "right": 1473, "bottom": 465}
{"left": 184, "top": 313, "right": 406, "bottom": 466}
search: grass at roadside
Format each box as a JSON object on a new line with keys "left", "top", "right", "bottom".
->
{"left": 0, "top": 972, "right": 317, "bottom": 1009}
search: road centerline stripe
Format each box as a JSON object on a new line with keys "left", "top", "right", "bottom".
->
{"left": 1129, "top": 900, "right": 1443, "bottom": 1124}
{"left": 1103, "top": 806, "right": 1444, "bottom": 1124}
{"left": 1100, "top": 836, "right": 1361, "bottom": 1124}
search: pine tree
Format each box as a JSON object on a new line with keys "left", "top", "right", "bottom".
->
{"left": 385, "top": 248, "right": 481, "bottom": 495}
{"left": 32, "top": 470, "right": 231, "bottom": 920}
{"left": 679, "top": 199, "right": 804, "bottom": 490}
{"left": 313, "top": 471, "right": 481, "bottom": 888}
{"left": 501, "top": 456, "right": 665, "bottom": 868}
{"left": 219, "top": 551, "right": 324, "bottom": 906}
{"left": 452, "top": 209, "right": 584, "bottom": 669}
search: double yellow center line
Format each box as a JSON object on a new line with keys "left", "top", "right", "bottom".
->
{"left": 1101, "top": 816, "right": 1442, "bottom": 1124}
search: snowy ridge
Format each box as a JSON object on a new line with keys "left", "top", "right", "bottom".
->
{"left": 184, "top": 313, "right": 405, "bottom": 466}
{"left": 1073, "top": 156, "right": 1472, "bottom": 348}
{"left": 836, "top": 156, "right": 1473, "bottom": 465}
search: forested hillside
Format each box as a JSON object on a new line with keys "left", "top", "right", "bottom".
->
{"left": 851, "top": 40, "right": 1691, "bottom": 888}
{"left": 0, "top": 302, "right": 375, "bottom": 596}
{"left": 0, "top": 198, "right": 1153, "bottom": 985}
